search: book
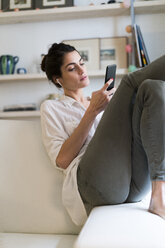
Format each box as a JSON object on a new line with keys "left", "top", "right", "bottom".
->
{"left": 136, "top": 25, "right": 150, "bottom": 65}
{"left": 3, "top": 103, "right": 37, "bottom": 112}
{"left": 133, "top": 24, "right": 150, "bottom": 67}
{"left": 133, "top": 24, "right": 142, "bottom": 67}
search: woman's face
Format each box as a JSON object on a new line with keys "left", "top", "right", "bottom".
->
{"left": 58, "top": 50, "right": 90, "bottom": 92}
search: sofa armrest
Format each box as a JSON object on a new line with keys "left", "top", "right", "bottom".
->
{"left": 74, "top": 203, "right": 165, "bottom": 248}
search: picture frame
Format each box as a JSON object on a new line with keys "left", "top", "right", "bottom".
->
{"left": 35, "top": 0, "right": 73, "bottom": 9}
{"left": 2, "top": 0, "right": 34, "bottom": 11}
{"left": 100, "top": 37, "right": 128, "bottom": 69}
{"left": 63, "top": 38, "right": 100, "bottom": 71}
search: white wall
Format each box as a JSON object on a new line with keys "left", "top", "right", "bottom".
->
{"left": 0, "top": 1, "right": 165, "bottom": 111}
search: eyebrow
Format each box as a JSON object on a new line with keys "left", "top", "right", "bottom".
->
{"left": 65, "top": 58, "right": 83, "bottom": 69}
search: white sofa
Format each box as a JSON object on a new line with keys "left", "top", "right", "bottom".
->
{"left": 0, "top": 119, "right": 165, "bottom": 248}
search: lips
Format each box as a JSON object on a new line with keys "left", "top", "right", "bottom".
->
{"left": 80, "top": 75, "right": 87, "bottom": 81}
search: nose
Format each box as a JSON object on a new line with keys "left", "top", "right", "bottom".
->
{"left": 78, "top": 65, "right": 84, "bottom": 75}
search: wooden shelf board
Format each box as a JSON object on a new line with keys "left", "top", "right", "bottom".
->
{"left": 134, "top": 0, "right": 165, "bottom": 14}
{"left": 0, "top": 1, "right": 164, "bottom": 25}
{"left": 0, "top": 73, "right": 47, "bottom": 81}
{"left": 0, "top": 4, "right": 129, "bottom": 24}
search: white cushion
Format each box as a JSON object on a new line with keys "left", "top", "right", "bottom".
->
{"left": 75, "top": 202, "right": 165, "bottom": 248}
{"left": 0, "top": 120, "right": 80, "bottom": 234}
{"left": 0, "top": 233, "right": 77, "bottom": 248}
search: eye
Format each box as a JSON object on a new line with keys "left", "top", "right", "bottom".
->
{"left": 80, "top": 59, "right": 85, "bottom": 66}
{"left": 68, "top": 67, "right": 75, "bottom": 71}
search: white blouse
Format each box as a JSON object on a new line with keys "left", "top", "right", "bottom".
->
{"left": 40, "top": 95, "right": 103, "bottom": 226}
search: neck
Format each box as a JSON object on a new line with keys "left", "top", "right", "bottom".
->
{"left": 64, "top": 89, "right": 84, "bottom": 103}
{"left": 64, "top": 89, "right": 89, "bottom": 108}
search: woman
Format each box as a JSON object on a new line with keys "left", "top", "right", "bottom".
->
{"left": 40, "top": 42, "right": 165, "bottom": 226}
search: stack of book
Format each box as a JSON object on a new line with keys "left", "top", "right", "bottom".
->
{"left": 3, "top": 103, "right": 37, "bottom": 112}
{"left": 133, "top": 24, "right": 150, "bottom": 67}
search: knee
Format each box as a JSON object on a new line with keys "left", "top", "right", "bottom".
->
{"left": 107, "top": 190, "right": 130, "bottom": 205}
{"left": 141, "top": 79, "right": 165, "bottom": 92}
{"left": 139, "top": 79, "right": 165, "bottom": 104}
{"left": 101, "top": 182, "right": 130, "bottom": 205}
{"left": 82, "top": 179, "right": 130, "bottom": 206}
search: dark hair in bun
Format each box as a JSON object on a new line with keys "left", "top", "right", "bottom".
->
{"left": 41, "top": 42, "right": 76, "bottom": 88}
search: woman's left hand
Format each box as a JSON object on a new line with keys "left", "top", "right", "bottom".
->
{"left": 108, "top": 87, "right": 116, "bottom": 98}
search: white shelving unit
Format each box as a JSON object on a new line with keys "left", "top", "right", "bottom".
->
{"left": 0, "top": 1, "right": 165, "bottom": 25}
{"left": 0, "top": 0, "right": 165, "bottom": 119}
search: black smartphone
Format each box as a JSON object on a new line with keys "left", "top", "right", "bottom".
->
{"left": 104, "top": 64, "right": 117, "bottom": 91}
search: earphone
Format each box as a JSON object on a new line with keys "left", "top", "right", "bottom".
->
{"left": 56, "top": 79, "right": 62, "bottom": 87}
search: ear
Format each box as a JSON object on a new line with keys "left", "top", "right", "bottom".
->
{"left": 52, "top": 76, "right": 62, "bottom": 86}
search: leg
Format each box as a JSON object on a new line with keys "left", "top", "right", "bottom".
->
{"left": 77, "top": 56, "right": 165, "bottom": 210}
{"left": 130, "top": 79, "right": 165, "bottom": 219}
{"left": 133, "top": 80, "right": 165, "bottom": 182}
{"left": 126, "top": 80, "right": 152, "bottom": 203}
{"left": 149, "top": 181, "right": 165, "bottom": 219}
{"left": 126, "top": 79, "right": 165, "bottom": 203}
{"left": 77, "top": 75, "right": 134, "bottom": 208}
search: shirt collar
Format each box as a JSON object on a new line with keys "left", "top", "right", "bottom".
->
{"left": 60, "top": 95, "right": 86, "bottom": 110}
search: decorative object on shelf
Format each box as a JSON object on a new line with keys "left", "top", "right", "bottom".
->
{"left": 100, "top": 37, "right": 128, "bottom": 69}
{"left": 63, "top": 38, "right": 100, "bottom": 71}
{"left": 107, "top": 0, "right": 116, "bottom": 3}
{"left": 63, "top": 37, "right": 128, "bottom": 71}
{"left": 0, "top": 55, "right": 19, "bottom": 74}
{"left": 126, "top": 43, "right": 133, "bottom": 68}
{"left": 74, "top": 0, "right": 107, "bottom": 6}
{"left": 17, "top": 67, "right": 27, "bottom": 74}
{"left": 46, "top": 93, "right": 62, "bottom": 100}
{"left": 125, "top": 24, "right": 132, "bottom": 33}
{"left": 122, "top": 0, "right": 130, "bottom": 8}
{"left": 3, "top": 103, "right": 37, "bottom": 112}
{"left": 128, "top": 64, "right": 136, "bottom": 72}
{"left": 125, "top": 25, "right": 134, "bottom": 68}
{"left": 35, "top": 0, "right": 73, "bottom": 9}
{"left": 2, "top": 0, "right": 35, "bottom": 11}
{"left": 126, "top": 44, "right": 132, "bottom": 53}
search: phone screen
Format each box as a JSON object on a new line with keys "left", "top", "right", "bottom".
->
{"left": 105, "top": 64, "right": 116, "bottom": 91}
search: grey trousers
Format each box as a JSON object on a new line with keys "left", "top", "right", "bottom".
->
{"left": 77, "top": 55, "right": 165, "bottom": 211}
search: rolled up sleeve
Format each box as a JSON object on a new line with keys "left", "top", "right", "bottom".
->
{"left": 40, "top": 101, "right": 68, "bottom": 171}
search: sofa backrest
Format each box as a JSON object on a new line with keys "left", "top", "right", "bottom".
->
{"left": 0, "top": 120, "right": 80, "bottom": 234}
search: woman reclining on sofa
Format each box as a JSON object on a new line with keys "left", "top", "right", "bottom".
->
{"left": 40, "top": 42, "right": 165, "bottom": 226}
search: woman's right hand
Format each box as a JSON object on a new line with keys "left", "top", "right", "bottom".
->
{"left": 88, "top": 79, "right": 116, "bottom": 115}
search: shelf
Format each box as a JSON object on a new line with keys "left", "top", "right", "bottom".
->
{"left": 0, "top": 110, "right": 40, "bottom": 118}
{"left": 0, "top": 1, "right": 164, "bottom": 25}
{"left": 0, "top": 73, "right": 46, "bottom": 82}
{"left": 0, "top": 4, "right": 129, "bottom": 24}
{"left": 0, "top": 69, "right": 128, "bottom": 82}
{"left": 134, "top": 0, "right": 165, "bottom": 14}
